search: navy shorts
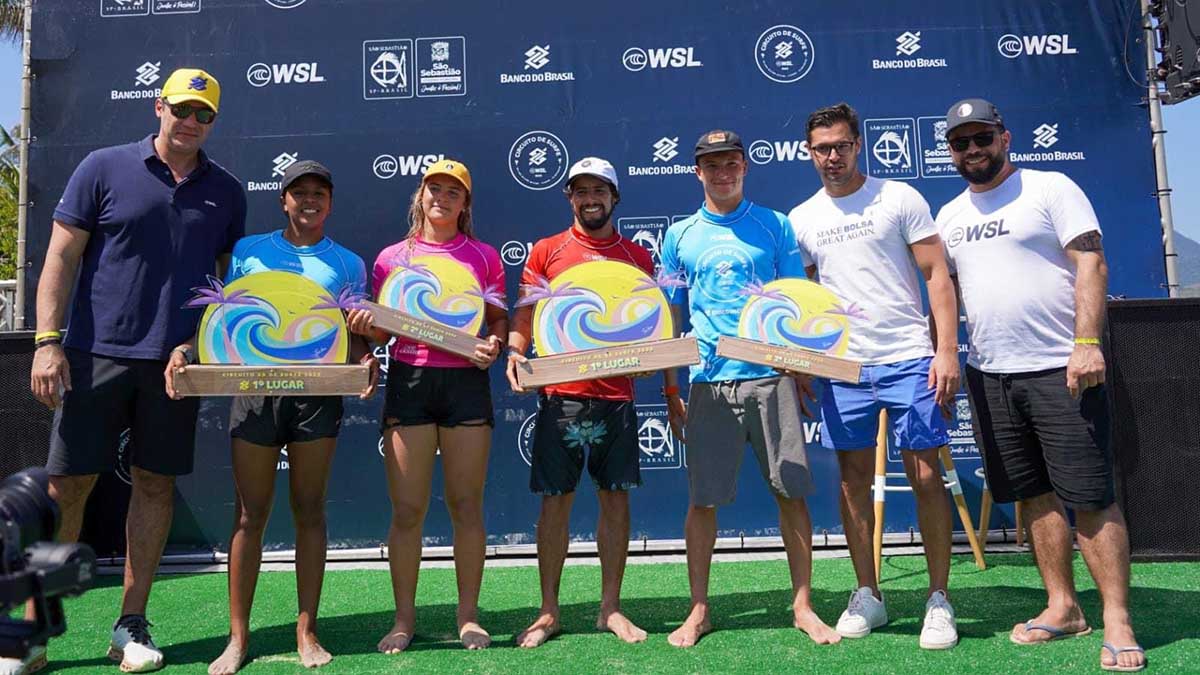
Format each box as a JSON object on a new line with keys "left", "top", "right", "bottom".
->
{"left": 47, "top": 349, "right": 199, "bottom": 476}
{"left": 529, "top": 394, "right": 641, "bottom": 495}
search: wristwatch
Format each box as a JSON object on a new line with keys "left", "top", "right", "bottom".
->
{"left": 171, "top": 345, "right": 197, "bottom": 364}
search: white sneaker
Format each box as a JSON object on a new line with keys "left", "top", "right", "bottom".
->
{"left": 0, "top": 645, "right": 46, "bottom": 675}
{"left": 107, "top": 615, "right": 164, "bottom": 673}
{"left": 920, "top": 590, "right": 959, "bottom": 650}
{"left": 835, "top": 586, "right": 888, "bottom": 638}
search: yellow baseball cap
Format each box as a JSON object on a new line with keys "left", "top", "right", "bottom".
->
{"left": 422, "top": 159, "right": 472, "bottom": 193}
{"left": 160, "top": 68, "right": 221, "bottom": 113}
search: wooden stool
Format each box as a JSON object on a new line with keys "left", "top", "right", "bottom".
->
{"left": 975, "top": 467, "right": 1026, "bottom": 547}
{"left": 871, "top": 410, "right": 987, "bottom": 583}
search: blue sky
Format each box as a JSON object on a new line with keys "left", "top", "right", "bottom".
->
{"left": 1, "top": 41, "right": 1197, "bottom": 243}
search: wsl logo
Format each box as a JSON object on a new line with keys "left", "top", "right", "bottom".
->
{"left": 622, "top": 46, "right": 702, "bottom": 72}
{"left": 500, "top": 44, "right": 576, "bottom": 85}
{"left": 246, "top": 62, "right": 325, "bottom": 87}
{"left": 509, "top": 130, "right": 569, "bottom": 190}
{"left": 247, "top": 152, "right": 298, "bottom": 192}
{"left": 501, "top": 240, "right": 532, "bottom": 267}
{"left": 372, "top": 153, "right": 445, "bottom": 180}
{"left": 997, "top": 33, "right": 1078, "bottom": 58}
{"left": 945, "top": 219, "right": 1011, "bottom": 248}
{"left": 112, "top": 61, "right": 163, "bottom": 100}
{"left": 755, "top": 25, "right": 815, "bottom": 83}
{"left": 748, "top": 139, "right": 811, "bottom": 165}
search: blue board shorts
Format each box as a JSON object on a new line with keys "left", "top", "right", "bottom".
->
{"left": 820, "top": 355, "right": 950, "bottom": 451}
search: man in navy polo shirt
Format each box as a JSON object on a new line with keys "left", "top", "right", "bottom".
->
{"left": 28, "top": 68, "right": 245, "bottom": 673}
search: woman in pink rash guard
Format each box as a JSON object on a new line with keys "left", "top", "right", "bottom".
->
{"left": 347, "top": 159, "right": 507, "bottom": 654}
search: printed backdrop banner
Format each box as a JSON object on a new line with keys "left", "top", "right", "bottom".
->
{"left": 26, "top": 0, "right": 1162, "bottom": 550}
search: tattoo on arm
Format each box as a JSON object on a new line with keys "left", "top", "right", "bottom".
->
{"left": 1067, "top": 231, "right": 1103, "bottom": 252}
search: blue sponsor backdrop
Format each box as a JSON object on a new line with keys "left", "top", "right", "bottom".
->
{"left": 26, "top": 0, "right": 1161, "bottom": 550}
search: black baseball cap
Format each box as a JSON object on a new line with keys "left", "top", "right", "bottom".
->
{"left": 694, "top": 129, "right": 744, "bottom": 159}
{"left": 945, "top": 98, "right": 1004, "bottom": 134}
{"left": 280, "top": 159, "right": 333, "bottom": 194}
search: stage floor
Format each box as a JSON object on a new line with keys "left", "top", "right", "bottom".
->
{"left": 38, "top": 552, "right": 1197, "bottom": 673}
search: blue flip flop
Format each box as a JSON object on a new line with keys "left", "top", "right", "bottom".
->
{"left": 1009, "top": 620, "right": 1093, "bottom": 644}
{"left": 1101, "top": 643, "right": 1146, "bottom": 672}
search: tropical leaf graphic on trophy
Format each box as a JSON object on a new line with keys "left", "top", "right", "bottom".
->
{"left": 376, "top": 253, "right": 489, "bottom": 335}
{"left": 191, "top": 271, "right": 350, "bottom": 365}
{"left": 529, "top": 260, "right": 674, "bottom": 356}
{"left": 737, "top": 278, "right": 857, "bottom": 355}
{"left": 311, "top": 284, "right": 369, "bottom": 312}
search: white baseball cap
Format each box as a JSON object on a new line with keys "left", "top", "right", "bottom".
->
{"left": 566, "top": 157, "right": 619, "bottom": 192}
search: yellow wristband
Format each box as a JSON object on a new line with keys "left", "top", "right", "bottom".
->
{"left": 34, "top": 330, "right": 62, "bottom": 342}
{"left": 1074, "top": 337, "right": 1101, "bottom": 345}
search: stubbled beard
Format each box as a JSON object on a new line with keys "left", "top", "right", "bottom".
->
{"left": 957, "top": 152, "right": 1005, "bottom": 185}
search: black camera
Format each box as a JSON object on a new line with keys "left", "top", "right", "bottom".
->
{"left": 0, "top": 468, "right": 96, "bottom": 658}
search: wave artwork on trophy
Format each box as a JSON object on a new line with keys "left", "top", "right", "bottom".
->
{"left": 716, "top": 278, "right": 863, "bottom": 383}
{"left": 361, "top": 251, "right": 506, "bottom": 359}
{"left": 514, "top": 259, "right": 699, "bottom": 388}
{"left": 173, "top": 270, "right": 371, "bottom": 396}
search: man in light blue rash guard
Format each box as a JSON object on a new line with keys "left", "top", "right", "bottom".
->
{"left": 660, "top": 130, "right": 840, "bottom": 648}
{"left": 194, "top": 160, "right": 380, "bottom": 674}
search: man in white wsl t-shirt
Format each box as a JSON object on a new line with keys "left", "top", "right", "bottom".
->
{"left": 936, "top": 98, "right": 1144, "bottom": 672}
{"left": 788, "top": 103, "right": 960, "bottom": 650}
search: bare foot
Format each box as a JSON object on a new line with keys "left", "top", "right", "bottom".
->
{"left": 377, "top": 619, "right": 414, "bottom": 654}
{"left": 459, "top": 621, "right": 491, "bottom": 650}
{"left": 793, "top": 607, "right": 841, "bottom": 645}
{"left": 297, "top": 631, "right": 332, "bottom": 669}
{"left": 1010, "top": 605, "right": 1089, "bottom": 644}
{"left": 597, "top": 610, "right": 647, "bottom": 644}
{"left": 208, "top": 637, "right": 248, "bottom": 675}
{"left": 667, "top": 606, "right": 711, "bottom": 648}
{"left": 516, "top": 613, "right": 560, "bottom": 649}
{"left": 1100, "top": 619, "right": 1145, "bottom": 671}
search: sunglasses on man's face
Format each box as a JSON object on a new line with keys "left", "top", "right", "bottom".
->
{"left": 948, "top": 131, "right": 996, "bottom": 152}
{"left": 165, "top": 101, "right": 216, "bottom": 125}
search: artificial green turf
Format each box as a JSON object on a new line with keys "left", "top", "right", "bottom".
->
{"left": 32, "top": 553, "right": 1198, "bottom": 674}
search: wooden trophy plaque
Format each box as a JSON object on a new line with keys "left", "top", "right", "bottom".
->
{"left": 365, "top": 252, "right": 504, "bottom": 360}
{"left": 514, "top": 260, "right": 700, "bottom": 388}
{"left": 714, "top": 278, "right": 862, "bottom": 383}
{"left": 173, "top": 271, "right": 371, "bottom": 396}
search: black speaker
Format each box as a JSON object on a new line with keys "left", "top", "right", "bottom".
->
{"left": 1107, "top": 298, "right": 1200, "bottom": 561}
{"left": 0, "top": 332, "right": 55, "bottom": 479}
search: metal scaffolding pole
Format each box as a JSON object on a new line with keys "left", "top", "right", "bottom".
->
{"left": 1142, "top": 0, "right": 1181, "bottom": 297}
{"left": 15, "top": 0, "right": 32, "bottom": 327}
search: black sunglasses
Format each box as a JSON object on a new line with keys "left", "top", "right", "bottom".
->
{"left": 948, "top": 131, "right": 996, "bottom": 152}
{"left": 164, "top": 100, "right": 216, "bottom": 125}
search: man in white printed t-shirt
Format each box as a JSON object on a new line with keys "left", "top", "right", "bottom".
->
{"left": 936, "top": 98, "right": 1143, "bottom": 673}
{"left": 788, "top": 103, "right": 961, "bottom": 650}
